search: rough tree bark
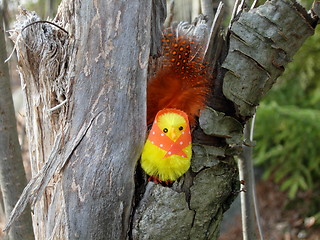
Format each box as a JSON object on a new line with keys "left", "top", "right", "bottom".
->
{"left": 0, "top": 6, "right": 34, "bottom": 240}
{"left": 4, "top": 0, "right": 319, "bottom": 239}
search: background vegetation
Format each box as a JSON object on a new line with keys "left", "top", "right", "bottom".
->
{"left": 254, "top": 11, "right": 320, "bottom": 222}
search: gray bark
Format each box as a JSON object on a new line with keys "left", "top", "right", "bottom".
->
{"left": 222, "top": 0, "right": 317, "bottom": 117}
{"left": 0, "top": 6, "right": 34, "bottom": 240}
{"left": 60, "top": 0, "right": 151, "bottom": 238}
{"left": 201, "top": 0, "right": 214, "bottom": 26}
{"left": 5, "top": 0, "right": 151, "bottom": 238}
{"left": 3, "top": 0, "right": 319, "bottom": 239}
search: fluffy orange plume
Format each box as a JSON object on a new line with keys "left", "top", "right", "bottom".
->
{"left": 147, "top": 29, "right": 211, "bottom": 126}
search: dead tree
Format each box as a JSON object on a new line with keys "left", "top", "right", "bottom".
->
{"left": 0, "top": 5, "right": 34, "bottom": 240}
{"left": 3, "top": 0, "right": 319, "bottom": 239}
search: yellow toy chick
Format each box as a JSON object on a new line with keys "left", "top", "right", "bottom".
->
{"left": 141, "top": 108, "right": 192, "bottom": 183}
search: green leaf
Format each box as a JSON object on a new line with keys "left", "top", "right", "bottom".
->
{"left": 288, "top": 182, "right": 299, "bottom": 199}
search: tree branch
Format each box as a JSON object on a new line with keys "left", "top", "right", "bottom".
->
{"left": 223, "top": 0, "right": 317, "bottom": 118}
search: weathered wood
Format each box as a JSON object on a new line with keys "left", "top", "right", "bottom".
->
{"left": 201, "top": 0, "right": 215, "bottom": 26}
{"left": 3, "top": 8, "right": 72, "bottom": 238}
{"left": 60, "top": 0, "right": 151, "bottom": 238}
{"left": 0, "top": 7, "right": 34, "bottom": 239}
{"left": 151, "top": 0, "right": 166, "bottom": 57}
{"left": 204, "top": 2, "right": 225, "bottom": 66}
{"left": 222, "top": 0, "right": 317, "bottom": 118}
{"left": 0, "top": 6, "right": 34, "bottom": 240}
{"left": 5, "top": 0, "right": 152, "bottom": 238}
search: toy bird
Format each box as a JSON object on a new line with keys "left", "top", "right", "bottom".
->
{"left": 141, "top": 25, "right": 211, "bottom": 183}
{"left": 141, "top": 108, "right": 192, "bottom": 182}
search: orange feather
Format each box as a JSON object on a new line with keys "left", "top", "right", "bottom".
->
{"left": 147, "top": 29, "right": 211, "bottom": 126}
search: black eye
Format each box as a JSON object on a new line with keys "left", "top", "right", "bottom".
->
{"left": 163, "top": 128, "right": 168, "bottom": 133}
{"left": 179, "top": 126, "right": 184, "bottom": 131}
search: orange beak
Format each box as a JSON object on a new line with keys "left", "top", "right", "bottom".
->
{"left": 169, "top": 128, "right": 178, "bottom": 142}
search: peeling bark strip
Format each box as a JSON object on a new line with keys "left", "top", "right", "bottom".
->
{"left": 0, "top": 9, "right": 34, "bottom": 239}
{"left": 223, "top": 0, "right": 317, "bottom": 118}
{"left": 4, "top": 7, "right": 73, "bottom": 237}
{"left": 150, "top": 0, "right": 167, "bottom": 57}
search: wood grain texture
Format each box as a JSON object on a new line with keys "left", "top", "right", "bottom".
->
{"left": 5, "top": 0, "right": 151, "bottom": 238}
{"left": 0, "top": 10, "right": 34, "bottom": 239}
{"left": 61, "top": 0, "right": 151, "bottom": 238}
{"left": 222, "top": 0, "right": 316, "bottom": 118}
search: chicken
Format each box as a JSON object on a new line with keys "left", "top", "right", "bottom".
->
{"left": 141, "top": 109, "right": 192, "bottom": 182}
{"left": 141, "top": 25, "right": 211, "bottom": 183}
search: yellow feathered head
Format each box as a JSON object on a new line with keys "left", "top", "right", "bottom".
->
{"left": 141, "top": 108, "right": 192, "bottom": 182}
{"left": 147, "top": 108, "right": 192, "bottom": 158}
{"left": 156, "top": 109, "right": 190, "bottom": 142}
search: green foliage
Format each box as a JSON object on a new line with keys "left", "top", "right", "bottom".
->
{"left": 254, "top": 102, "right": 320, "bottom": 198}
{"left": 263, "top": 26, "right": 320, "bottom": 109}
{"left": 254, "top": 25, "right": 320, "bottom": 209}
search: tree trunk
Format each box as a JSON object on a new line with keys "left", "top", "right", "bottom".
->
{"left": 0, "top": 6, "right": 34, "bottom": 240}
{"left": 4, "top": 0, "right": 319, "bottom": 239}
